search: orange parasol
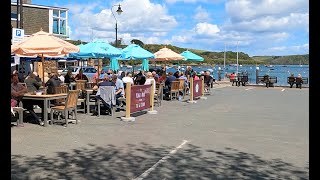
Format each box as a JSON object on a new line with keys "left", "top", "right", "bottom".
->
{"left": 152, "top": 47, "right": 184, "bottom": 61}
{"left": 11, "top": 29, "right": 80, "bottom": 82}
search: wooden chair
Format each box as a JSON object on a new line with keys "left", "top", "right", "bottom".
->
{"left": 75, "top": 80, "right": 87, "bottom": 113}
{"left": 169, "top": 81, "right": 180, "bottom": 101}
{"left": 178, "top": 79, "right": 186, "bottom": 99}
{"left": 95, "top": 86, "right": 116, "bottom": 116}
{"left": 53, "top": 85, "right": 69, "bottom": 105}
{"left": 50, "top": 90, "right": 79, "bottom": 127}
{"left": 155, "top": 83, "right": 164, "bottom": 106}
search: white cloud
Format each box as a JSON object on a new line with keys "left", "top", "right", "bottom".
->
{"left": 165, "top": 0, "right": 210, "bottom": 4}
{"left": 194, "top": 23, "right": 220, "bottom": 36}
{"left": 67, "top": 0, "right": 178, "bottom": 45}
{"left": 60, "top": 0, "right": 308, "bottom": 56}
{"left": 193, "top": 6, "right": 210, "bottom": 22}
{"left": 226, "top": 0, "right": 308, "bottom": 21}
{"left": 172, "top": 35, "right": 190, "bottom": 43}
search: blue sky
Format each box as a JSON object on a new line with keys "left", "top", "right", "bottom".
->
{"left": 32, "top": 0, "right": 309, "bottom": 57}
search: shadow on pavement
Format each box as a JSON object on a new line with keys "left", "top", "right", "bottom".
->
{"left": 11, "top": 143, "right": 309, "bottom": 179}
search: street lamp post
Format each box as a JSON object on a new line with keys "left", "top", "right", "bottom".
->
{"left": 111, "top": 4, "right": 123, "bottom": 47}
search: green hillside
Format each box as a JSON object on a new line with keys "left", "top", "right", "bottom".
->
{"left": 66, "top": 40, "right": 309, "bottom": 65}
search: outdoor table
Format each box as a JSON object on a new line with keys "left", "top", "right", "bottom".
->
{"left": 21, "top": 93, "right": 68, "bottom": 127}
{"left": 69, "top": 82, "right": 77, "bottom": 90}
{"left": 83, "top": 89, "right": 95, "bottom": 115}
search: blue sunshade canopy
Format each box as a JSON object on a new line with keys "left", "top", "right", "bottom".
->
{"left": 70, "top": 39, "right": 121, "bottom": 58}
{"left": 141, "top": 59, "right": 149, "bottom": 71}
{"left": 109, "top": 57, "right": 120, "bottom": 71}
{"left": 120, "top": 44, "right": 155, "bottom": 60}
{"left": 180, "top": 50, "right": 204, "bottom": 61}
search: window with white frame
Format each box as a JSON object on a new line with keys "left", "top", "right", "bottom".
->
{"left": 52, "top": 9, "right": 67, "bottom": 36}
{"left": 11, "top": 12, "right": 18, "bottom": 20}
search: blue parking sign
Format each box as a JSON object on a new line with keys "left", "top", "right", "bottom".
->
{"left": 16, "top": 30, "right": 21, "bottom": 36}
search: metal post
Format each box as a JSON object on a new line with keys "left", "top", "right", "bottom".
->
{"left": 20, "top": 0, "right": 23, "bottom": 28}
{"left": 256, "top": 66, "right": 259, "bottom": 84}
{"left": 115, "top": 22, "right": 118, "bottom": 47}
{"left": 16, "top": 0, "right": 20, "bottom": 28}
{"left": 236, "top": 41, "right": 239, "bottom": 74}
{"left": 111, "top": 4, "right": 122, "bottom": 47}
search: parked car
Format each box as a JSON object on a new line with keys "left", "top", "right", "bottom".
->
{"left": 61, "top": 66, "right": 97, "bottom": 81}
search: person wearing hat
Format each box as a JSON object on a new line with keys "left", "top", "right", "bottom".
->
{"left": 296, "top": 74, "right": 303, "bottom": 89}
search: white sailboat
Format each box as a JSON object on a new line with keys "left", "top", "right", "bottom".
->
{"left": 299, "top": 59, "right": 302, "bottom": 67}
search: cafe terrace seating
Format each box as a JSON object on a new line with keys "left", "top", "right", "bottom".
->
{"left": 53, "top": 85, "right": 69, "bottom": 105}
{"left": 155, "top": 83, "right": 164, "bottom": 107}
{"left": 178, "top": 79, "right": 186, "bottom": 99}
{"left": 50, "top": 90, "right": 79, "bottom": 127}
{"left": 95, "top": 86, "right": 116, "bottom": 116}
{"left": 169, "top": 81, "right": 180, "bottom": 101}
{"left": 75, "top": 80, "right": 86, "bottom": 113}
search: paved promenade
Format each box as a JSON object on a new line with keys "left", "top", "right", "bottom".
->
{"left": 11, "top": 83, "right": 309, "bottom": 179}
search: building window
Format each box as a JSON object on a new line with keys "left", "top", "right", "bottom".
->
{"left": 11, "top": 12, "right": 18, "bottom": 20}
{"left": 52, "top": 9, "right": 67, "bottom": 36}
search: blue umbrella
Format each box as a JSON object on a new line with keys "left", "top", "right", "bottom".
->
{"left": 69, "top": 39, "right": 122, "bottom": 76}
{"left": 180, "top": 50, "right": 204, "bottom": 61}
{"left": 70, "top": 39, "right": 121, "bottom": 58}
{"left": 141, "top": 59, "right": 149, "bottom": 71}
{"left": 120, "top": 44, "right": 155, "bottom": 60}
{"left": 110, "top": 57, "right": 120, "bottom": 71}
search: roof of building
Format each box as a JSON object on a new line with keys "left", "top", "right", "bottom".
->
{"left": 11, "top": 2, "right": 68, "bottom": 10}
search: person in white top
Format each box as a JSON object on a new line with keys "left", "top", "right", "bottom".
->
{"left": 122, "top": 72, "right": 134, "bottom": 85}
{"left": 144, "top": 72, "right": 156, "bottom": 93}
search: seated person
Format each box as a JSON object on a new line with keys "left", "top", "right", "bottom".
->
{"left": 24, "top": 72, "right": 43, "bottom": 92}
{"left": 295, "top": 74, "right": 303, "bottom": 89}
{"left": 122, "top": 72, "right": 134, "bottom": 90}
{"left": 99, "top": 69, "right": 106, "bottom": 80}
{"left": 203, "top": 71, "right": 214, "bottom": 89}
{"left": 12, "top": 73, "right": 43, "bottom": 124}
{"left": 164, "top": 72, "right": 177, "bottom": 97}
{"left": 74, "top": 68, "right": 89, "bottom": 81}
{"left": 288, "top": 74, "right": 295, "bottom": 88}
{"left": 45, "top": 73, "right": 62, "bottom": 94}
{"left": 144, "top": 72, "right": 156, "bottom": 93}
{"left": 64, "top": 70, "right": 75, "bottom": 84}
{"left": 112, "top": 75, "right": 125, "bottom": 112}
{"left": 134, "top": 71, "right": 146, "bottom": 85}
{"left": 192, "top": 72, "right": 200, "bottom": 80}
{"left": 240, "top": 72, "right": 248, "bottom": 86}
{"left": 263, "top": 75, "right": 270, "bottom": 87}
{"left": 11, "top": 73, "right": 28, "bottom": 106}
{"left": 157, "top": 72, "right": 166, "bottom": 83}
{"left": 92, "top": 75, "right": 115, "bottom": 115}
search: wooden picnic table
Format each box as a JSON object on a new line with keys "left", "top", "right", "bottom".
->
{"left": 21, "top": 93, "right": 68, "bottom": 127}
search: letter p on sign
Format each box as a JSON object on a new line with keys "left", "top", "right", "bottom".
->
{"left": 16, "top": 30, "right": 21, "bottom": 36}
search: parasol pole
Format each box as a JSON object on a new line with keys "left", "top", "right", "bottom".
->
{"left": 97, "top": 57, "right": 100, "bottom": 80}
{"left": 42, "top": 53, "right": 45, "bottom": 83}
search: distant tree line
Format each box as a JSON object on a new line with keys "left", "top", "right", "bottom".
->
{"left": 66, "top": 39, "right": 309, "bottom": 65}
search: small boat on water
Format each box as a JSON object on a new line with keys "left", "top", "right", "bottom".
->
{"left": 265, "top": 64, "right": 274, "bottom": 68}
